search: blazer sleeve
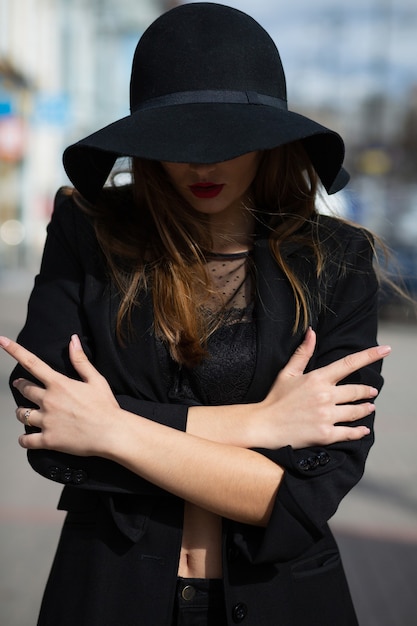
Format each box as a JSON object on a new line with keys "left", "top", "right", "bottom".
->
{"left": 9, "top": 188, "right": 188, "bottom": 495}
{"left": 230, "top": 225, "right": 383, "bottom": 564}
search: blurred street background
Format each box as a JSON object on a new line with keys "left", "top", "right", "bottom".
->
{"left": 1, "top": 0, "right": 416, "bottom": 624}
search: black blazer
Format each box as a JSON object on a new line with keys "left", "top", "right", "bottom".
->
{"left": 10, "top": 189, "right": 383, "bottom": 626}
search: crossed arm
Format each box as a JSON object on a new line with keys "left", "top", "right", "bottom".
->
{"left": 0, "top": 330, "right": 390, "bottom": 527}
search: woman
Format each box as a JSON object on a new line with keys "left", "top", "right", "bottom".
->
{"left": 0, "top": 4, "right": 389, "bottom": 625}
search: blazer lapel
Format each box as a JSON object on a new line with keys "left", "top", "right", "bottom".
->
{"left": 245, "top": 235, "right": 307, "bottom": 402}
{"left": 104, "top": 285, "right": 170, "bottom": 402}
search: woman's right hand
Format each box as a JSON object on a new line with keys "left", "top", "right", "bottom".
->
{"left": 250, "top": 328, "right": 390, "bottom": 450}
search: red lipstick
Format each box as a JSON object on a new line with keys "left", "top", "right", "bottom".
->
{"left": 189, "top": 183, "right": 224, "bottom": 198}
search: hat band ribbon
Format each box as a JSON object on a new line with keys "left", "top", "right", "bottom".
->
{"left": 131, "top": 90, "right": 288, "bottom": 113}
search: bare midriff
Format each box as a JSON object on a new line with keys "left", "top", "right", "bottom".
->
{"left": 178, "top": 502, "right": 223, "bottom": 578}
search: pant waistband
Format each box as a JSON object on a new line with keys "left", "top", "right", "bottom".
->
{"left": 176, "top": 577, "right": 223, "bottom": 603}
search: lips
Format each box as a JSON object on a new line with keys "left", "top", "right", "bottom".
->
{"left": 189, "top": 183, "right": 224, "bottom": 198}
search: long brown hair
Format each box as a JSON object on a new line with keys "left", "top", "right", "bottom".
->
{"left": 78, "top": 143, "right": 335, "bottom": 366}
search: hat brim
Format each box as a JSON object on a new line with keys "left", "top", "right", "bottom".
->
{"left": 63, "top": 103, "right": 347, "bottom": 202}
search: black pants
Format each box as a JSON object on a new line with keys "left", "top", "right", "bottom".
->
{"left": 172, "top": 578, "right": 227, "bottom": 626}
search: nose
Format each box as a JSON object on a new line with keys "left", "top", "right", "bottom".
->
{"left": 188, "top": 162, "right": 217, "bottom": 174}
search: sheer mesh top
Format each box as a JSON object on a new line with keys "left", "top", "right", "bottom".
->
{"left": 204, "top": 251, "right": 254, "bottom": 318}
{"left": 155, "top": 251, "right": 256, "bottom": 405}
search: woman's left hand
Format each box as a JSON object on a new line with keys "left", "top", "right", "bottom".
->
{"left": 0, "top": 334, "right": 122, "bottom": 456}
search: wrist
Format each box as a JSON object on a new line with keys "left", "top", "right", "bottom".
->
{"left": 99, "top": 407, "right": 137, "bottom": 461}
{"left": 188, "top": 403, "right": 260, "bottom": 448}
{"left": 248, "top": 398, "right": 283, "bottom": 450}
{"left": 245, "top": 400, "right": 267, "bottom": 449}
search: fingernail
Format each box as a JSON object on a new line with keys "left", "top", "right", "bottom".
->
{"left": 0, "top": 336, "right": 11, "bottom": 348}
{"left": 71, "top": 334, "right": 82, "bottom": 350}
{"left": 12, "top": 378, "right": 23, "bottom": 387}
{"left": 377, "top": 345, "right": 391, "bottom": 356}
{"left": 370, "top": 387, "right": 379, "bottom": 397}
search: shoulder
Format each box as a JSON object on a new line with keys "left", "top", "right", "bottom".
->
{"left": 50, "top": 186, "right": 95, "bottom": 231}
{"left": 312, "top": 215, "right": 378, "bottom": 295}
{"left": 314, "top": 214, "right": 373, "bottom": 251}
{"left": 44, "top": 187, "right": 102, "bottom": 270}
{"left": 48, "top": 187, "right": 98, "bottom": 246}
{"left": 313, "top": 214, "right": 376, "bottom": 275}
{"left": 276, "top": 214, "right": 375, "bottom": 267}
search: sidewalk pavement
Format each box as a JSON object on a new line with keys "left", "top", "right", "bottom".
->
{"left": 1, "top": 272, "right": 416, "bottom": 625}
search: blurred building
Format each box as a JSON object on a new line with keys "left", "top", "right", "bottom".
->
{"left": 0, "top": 0, "right": 175, "bottom": 269}
{"left": 0, "top": 57, "right": 30, "bottom": 263}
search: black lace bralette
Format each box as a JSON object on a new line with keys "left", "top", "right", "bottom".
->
{"left": 155, "top": 251, "right": 256, "bottom": 405}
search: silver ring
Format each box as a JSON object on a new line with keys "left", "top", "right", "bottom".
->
{"left": 24, "top": 408, "right": 33, "bottom": 428}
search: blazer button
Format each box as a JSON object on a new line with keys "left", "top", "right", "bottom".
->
{"left": 62, "top": 468, "right": 74, "bottom": 483}
{"left": 297, "top": 458, "right": 310, "bottom": 471}
{"left": 72, "top": 469, "right": 88, "bottom": 485}
{"left": 317, "top": 451, "right": 330, "bottom": 465}
{"left": 307, "top": 455, "right": 319, "bottom": 469}
{"left": 232, "top": 602, "right": 248, "bottom": 623}
{"left": 47, "top": 466, "right": 61, "bottom": 481}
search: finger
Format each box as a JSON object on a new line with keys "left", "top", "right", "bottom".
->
{"left": 282, "top": 328, "right": 316, "bottom": 378}
{"left": 68, "top": 334, "right": 99, "bottom": 383}
{"left": 335, "top": 401, "right": 376, "bottom": 423}
{"left": 0, "top": 336, "right": 56, "bottom": 385}
{"left": 334, "top": 383, "right": 379, "bottom": 405}
{"left": 12, "top": 378, "right": 44, "bottom": 404}
{"left": 18, "top": 432, "right": 45, "bottom": 450}
{"left": 332, "top": 425, "right": 371, "bottom": 443}
{"left": 16, "top": 407, "right": 40, "bottom": 428}
{"left": 325, "top": 345, "right": 391, "bottom": 385}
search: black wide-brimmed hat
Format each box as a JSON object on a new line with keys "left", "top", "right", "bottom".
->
{"left": 63, "top": 2, "right": 349, "bottom": 202}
